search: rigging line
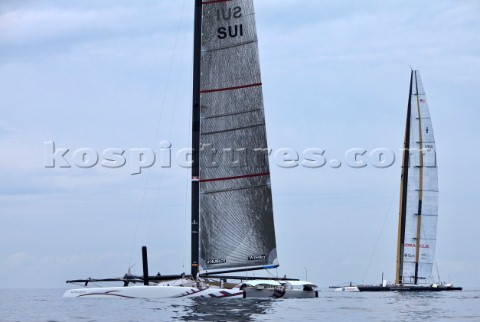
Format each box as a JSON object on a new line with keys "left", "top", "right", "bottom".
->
{"left": 182, "top": 2, "right": 196, "bottom": 272}
{"left": 144, "top": 0, "right": 189, "bottom": 247}
{"left": 265, "top": 269, "right": 275, "bottom": 278}
{"left": 362, "top": 186, "right": 398, "bottom": 283}
{"left": 164, "top": 21, "right": 192, "bottom": 271}
{"left": 128, "top": 0, "right": 188, "bottom": 267}
{"left": 435, "top": 261, "right": 441, "bottom": 283}
{"left": 182, "top": 100, "right": 193, "bottom": 270}
{"left": 142, "top": 0, "right": 195, "bottom": 269}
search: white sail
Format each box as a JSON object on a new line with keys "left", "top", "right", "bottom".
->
{"left": 398, "top": 70, "right": 438, "bottom": 285}
{"left": 197, "top": 0, "right": 278, "bottom": 273}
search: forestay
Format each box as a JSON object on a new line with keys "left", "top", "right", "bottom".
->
{"left": 197, "top": 0, "right": 278, "bottom": 273}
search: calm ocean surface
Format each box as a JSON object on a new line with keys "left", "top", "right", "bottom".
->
{"left": 1, "top": 288, "right": 479, "bottom": 321}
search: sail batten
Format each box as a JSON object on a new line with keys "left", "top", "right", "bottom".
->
{"left": 203, "top": 108, "right": 264, "bottom": 120}
{"left": 204, "top": 39, "right": 258, "bottom": 53}
{"left": 201, "top": 123, "right": 266, "bottom": 135}
{"left": 202, "top": 184, "right": 270, "bottom": 195}
{"left": 396, "top": 70, "right": 439, "bottom": 285}
{"left": 201, "top": 83, "right": 263, "bottom": 94}
{"left": 197, "top": 0, "right": 278, "bottom": 273}
{"left": 202, "top": 0, "right": 235, "bottom": 5}
{"left": 201, "top": 172, "right": 270, "bottom": 183}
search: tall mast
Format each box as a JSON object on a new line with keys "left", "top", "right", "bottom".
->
{"left": 395, "top": 71, "right": 413, "bottom": 285}
{"left": 413, "top": 71, "right": 424, "bottom": 285}
{"left": 191, "top": 0, "right": 202, "bottom": 278}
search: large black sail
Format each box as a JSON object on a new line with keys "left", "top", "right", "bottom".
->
{"left": 197, "top": 0, "right": 278, "bottom": 273}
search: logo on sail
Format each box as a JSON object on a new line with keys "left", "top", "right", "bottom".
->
{"left": 216, "top": 6, "right": 244, "bottom": 39}
{"left": 206, "top": 258, "right": 227, "bottom": 265}
{"left": 248, "top": 255, "right": 267, "bottom": 261}
{"left": 404, "top": 243, "right": 430, "bottom": 249}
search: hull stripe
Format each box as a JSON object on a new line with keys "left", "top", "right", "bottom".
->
{"left": 77, "top": 290, "right": 135, "bottom": 299}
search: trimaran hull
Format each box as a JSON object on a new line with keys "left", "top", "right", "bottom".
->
{"left": 63, "top": 285, "right": 243, "bottom": 299}
{"left": 63, "top": 285, "right": 319, "bottom": 299}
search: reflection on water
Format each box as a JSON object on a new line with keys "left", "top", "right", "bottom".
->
{"left": 1, "top": 289, "right": 479, "bottom": 321}
{"left": 175, "top": 298, "right": 273, "bottom": 321}
{"left": 391, "top": 292, "right": 447, "bottom": 322}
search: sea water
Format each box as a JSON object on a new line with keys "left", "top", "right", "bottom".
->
{"left": 1, "top": 288, "right": 479, "bottom": 321}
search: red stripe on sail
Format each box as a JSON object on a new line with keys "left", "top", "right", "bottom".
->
{"left": 200, "top": 172, "right": 270, "bottom": 183}
{"left": 200, "top": 83, "right": 262, "bottom": 94}
{"left": 202, "top": 0, "right": 232, "bottom": 4}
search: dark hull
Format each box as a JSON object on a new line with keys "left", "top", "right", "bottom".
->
{"left": 243, "top": 288, "right": 318, "bottom": 299}
{"left": 357, "top": 285, "right": 462, "bottom": 292}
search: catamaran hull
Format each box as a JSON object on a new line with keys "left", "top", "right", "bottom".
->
{"left": 63, "top": 286, "right": 243, "bottom": 299}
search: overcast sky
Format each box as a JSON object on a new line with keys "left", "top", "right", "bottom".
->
{"left": 1, "top": 0, "right": 479, "bottom": 289}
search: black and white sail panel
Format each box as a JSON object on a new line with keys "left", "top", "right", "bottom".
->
{"left": 400, "top": 71, "right": 438, "bottom": 285}
{"left": 198, "top": 0, "right": 278, "bottom": 273}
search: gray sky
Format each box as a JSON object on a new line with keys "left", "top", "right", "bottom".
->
{"left": 1, "top": 0, "right": 479, "bottom": 288}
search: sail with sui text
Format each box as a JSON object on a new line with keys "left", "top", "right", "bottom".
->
{"left": 197, "top": 0, "right": 278, "bottom": 273}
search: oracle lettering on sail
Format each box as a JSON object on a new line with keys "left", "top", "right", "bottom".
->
{"left": 217, "top": 6, "right": 244, "bottom": 39}
{"left": 404, "top": 243, "right": 430, "bottom": 249}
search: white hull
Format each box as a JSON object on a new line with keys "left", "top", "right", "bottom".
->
{"left": 334, "top": 286, "right": 360, "bottom": 292}
{"left": 63, "top": 285, "right": 243, "bottom": 299}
